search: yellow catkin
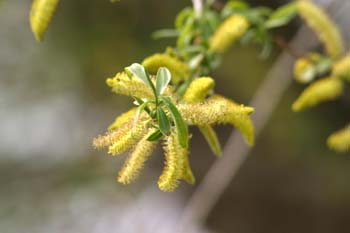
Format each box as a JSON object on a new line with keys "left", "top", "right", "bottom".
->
{"left": 106, "top": 72, "right": 154, "bottom": 99}
{"left": 108, "top": 108, "right": 137, "bottom": 131}
{"left": 296, "top": 0, "right": 344, "bottom": 58}
{"left": 332, "top": 54, "right": 350, "bottom": 81}
{"left": 292, "top": 77, "right": 343, "bottom": 112}
{"left": 142, "top": 53, "right": 190, "bottom": 84}
{"left": 209, "top": 15, "right": 249, "bottom": 53}
{"left": 117, "top": 131, "right": 158, "bottom": 184}
{"left": 293, "top": 53, "right": 321, "bottom": 83}
{"left": 178, "top": 96, "right": 255, "bottom": 145}
{"left": 327, "top": 125, "right": 350, "bottom": 153}
{"left": 158, "top": 131, "right": 186, "bottom": 192}
{"left": 30, "top": 0, "right": 60, "bottom": 42}
{"left": 93, "top": 115, "right": 149, "bottom": 156}
{"left": 183, "top": 77, "right": 222, "bottom": 155}
{"left": 183, "top": 77, "right": 215, "bottom": 102}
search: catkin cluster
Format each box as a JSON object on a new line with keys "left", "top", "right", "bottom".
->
{"left": 93, "top": 66, "right": 255, "bottom": 191}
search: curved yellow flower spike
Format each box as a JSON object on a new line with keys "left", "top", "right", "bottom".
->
{"left": 30, "top": 0, "right": 60, "bottom": 42}
{"left": 178, "top": 95, "right": 255, "bottom": 145}
{"left": 108, "top": 108, "right": 137, "bottom": 131}
{"left": 93, "top": 116, "right": 149, "bottom": 156}
{"left": 142, "top": 53, "right": 190, "bottom": 84}
{"left": 183, "top": 77, "right": 215, "bottom": 102}
{"left": 292, "top": 77, "right": 343, "bottom": 112}
{"left": 158, "top": 131, "right": 187, "bottom": 192}
{"left": 210, "top": 15, "right": 249, "bottom": 54}
{"left": 296, "top": 0, "right": 344, "bottom": 58}
{"left": 332, "top": 54, "right": 350, "bottom": 82}
{"left": 118, "top": 131, "right": 158, "bottom": 184}
{"left": 327, "top": 125, "right": 350, "bottom": 153}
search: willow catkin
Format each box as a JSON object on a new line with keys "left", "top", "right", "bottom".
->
{"left": 292, "top": 77, "right": 343, "bottom": 112}
{"left": 296, "top": 0, "right": 344, "bottom": 58}
{"left": 93, "top": 116, "right": 149, "bottom": 156}
{"left": 183, "top": 77, "right": 222, "bottom": 155}
{"left": 327, "top": 125, "right": 350, "bottom": 153}
{"left": 209, "top": 15, "right": 249, "bottom": 53}
{"left": 30, "top": 0, "right": 60, "bottom": 41}
{"left": 183, "top": 77, "right": 215, "bottom": 102}
{"left": 332, "top": 54, "right": 350, "bottom": 81}
{"left": 117, "top": 131, "right": 158, "bottom": 184}
{"left": 108, "top": 108, "right": 137, "bottom": 131}
{"left": 178, "top": 96, "right": 255, "bottom": 145}
{"left": 106, "top": 72, "right": 154, "bottom": 99}
{"left": 293, "top": 53, "right": 321, "bottom": 83}
{"left": 142, "top": 53, "right": 190, "bottom": 84}
{"left": 158, "top": 131, "right": 186, "bottom": 192}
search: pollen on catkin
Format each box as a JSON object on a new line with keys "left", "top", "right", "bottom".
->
{"left": 108, "top": 108, "right": 137, "bottom": 131}
{"left": 93, "top": 115, "right": 149, "bottom": 156}
{"left": 209, "top": 15, "right": 249, "bottom": 53}
{"left": 117, "top": 131, "right": 158, "bottom": 184}
{"left": 158, "top": 131, "right": 186, "bottom": 192}
{"left": 142, "top": 53, "right": 190, "bottom": 84}
{"left": 332, "top": 54, "right": 350, "bottom": 81}
{"left": 30, "top": 0, "right": 60, "bottom": 42}
{"left": 296, "top": 0, "right": 344, "bottom": 58}
{"left": 106, "top": 72, "right": 154, "bottom": 99}
{"left": 178, "top": 96, "right": 255, "bottom": 145}
{"left": 327, "top": 125, "right": 350, "bottom": 153}
{"left": 292, "top": 77, "right": 343, "bottom": 112}
{"left": 183, "top": 77, "right": 215, "bottom": 103}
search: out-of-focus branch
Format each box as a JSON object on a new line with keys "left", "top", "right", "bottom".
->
{"left": 179, "top": 0, "right": 338, "bottom": 230}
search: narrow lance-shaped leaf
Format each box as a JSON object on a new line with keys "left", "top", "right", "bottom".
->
{"left": 147, "top": 129, "right": 163, "bottom": 141}
{"left": 160, "top": 97, "right": 188, "bottom": 148}
{"left": 157, "top": 107, "right": 171, "bottom": 135}
{"left": 265, "top": 2, "right": 297, "bottom": 29}
{"left": 156, "top": 67, "right": 171, "bottom": 96}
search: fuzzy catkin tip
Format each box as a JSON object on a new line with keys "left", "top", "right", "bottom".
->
{"left": 158, "top": 131, "right": 187, "bottom": 192}
{"left": 106, "top": 72, "right": 154, "bottom": 99}
{"left": 292, "top": 77, "right": 343, "bottom": 112}
{"left": 142, "top": 53, "right": 190, "bottom": 84}
{"left": 327, "top": 125, "right": 350, "bottom": 153}
{"left": 210, "top": 15, "right": 249, "bottom": 53}
{"left": 296, "top": 0, "right": 344, "bottom": 58}
{"left": 117, "top": 131, "right": 158, "bottom": 184}
{"left": 183, "top": 77, "right": 215, "bottom": 103}
{"left": 30, "top": 0, "right": 60, "bottom": 42}
{"left": 332, "top": 54, "right": 350, "bottom": 82}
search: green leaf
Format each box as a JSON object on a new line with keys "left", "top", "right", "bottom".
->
{"left": 160, "top": 97, "right": 188, "bottom": 148}
{"left": 152, "top": 29, "right": 180, "bottom": 40}
{"left": 147, "top": 129, "right": 163, "bottom": 141}
{"left": 125, "top": 63, "right": 157, "bottom": 100}
{"left": 156, "top": 67, "right": 171, "bottom": 96}
{"left": 157, "top": 107, "right": 170, "bottom": 135}
{"left": 125, "top": 63, "right": 153, "bottom": 89}
{"left": 265, "top": 2, "right": 297, "bottom": 29}
{"left": 175, "top": 7, "right": 194, "bottom": 29}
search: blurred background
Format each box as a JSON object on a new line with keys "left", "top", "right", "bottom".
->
{"left": 0, "top": 0, "right": 349, "bottom": 233}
